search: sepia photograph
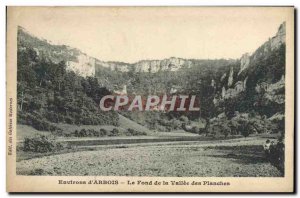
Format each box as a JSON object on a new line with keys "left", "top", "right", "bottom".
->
{"left": 6, "top": 6, "right": 294, "bottom": 192}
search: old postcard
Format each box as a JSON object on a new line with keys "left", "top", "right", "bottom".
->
{"left": 6, "top": 6, "right": 294, "bottom": 192}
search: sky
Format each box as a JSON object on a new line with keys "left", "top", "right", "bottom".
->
{"left": 11, "top": 7, "right": 291, "bottom": 63}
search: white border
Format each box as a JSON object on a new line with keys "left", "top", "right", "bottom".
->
{"left": 1, "top": 0, "right": 298, "bottom": 197}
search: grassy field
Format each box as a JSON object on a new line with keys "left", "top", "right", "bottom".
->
{"left": 16, "top": 118, "right": 282, "bottom": 177}
{"left": 17, "top": 114, "right": 153, "bottom": 141}
{"left": 17, "top": 125, "right": 50, "bottom": 141}
{"left": 118, "top": 114, "right": 152, "bottom": 134}
{"left": 16, "top": 136, "right": 282, "bottom": 177}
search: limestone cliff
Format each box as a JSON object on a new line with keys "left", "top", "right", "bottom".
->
{"left": 239, "top": 22, "right": 286, "bottom": 75}
{"left": 255, "top": 75, "right": 285, "bottom": 104}
{"left": 238, "top": 53, "right": 250, "bottom": 75}
{"left": 219, "top": 22, "right": 286, "bottom": 100}
{"left": 66, "top": 53, "right": 96, "bottom": 77}
{"left": 134, "top": 57, "right": 192, "bottom": 73}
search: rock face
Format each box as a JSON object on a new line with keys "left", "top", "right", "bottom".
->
{"left": 227, "top": 67, "right": 234, "bottom": 87}
{"left": 255, "top": 75, "right": 285, "bottom": 104}
{"left": 66, "top": 53, "right": 96, "bottom": 77}
{"left": 238, "top": 22, "right": 286, "bottom": 75}
{"left": 134, "top": 57, "right": 192, "bottom": 73}
{"left": 18, "top": 22, "right": 286, "bottom": 79}
{"left": 270, "top": 22, "right": 286, "bottom": 50}
{"left": 95, "top": 57, "right": 194, "bottom": 73}
{"left": 17, "top": 27, "right": 201, "bottom": 77}
{"left": 238, "top": 53, "right": 250, "bottom": 75}
{"left": 95, "top": 57, "right": 193, "bottom": 73}
{"left": 220, "top": 73, "right": 227, "bottom": 82}
{"left": 222, "top": 77, "right": 248, "bottom": 99}
{"left": 18, "top": 26, "right": 97, "bottom": 77}
{"left": 96, "top": 61, "right": 130, "bottom": 72}
{"left": 220, "top": 22, "right": 286, "bottom": 100}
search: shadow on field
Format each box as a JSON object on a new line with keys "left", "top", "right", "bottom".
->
{"left": 205, "top": 145, "right": 267, "bottom": 164}
{"left": 206, "top": 153, "right": 266, "bottom": 164}
{"left": 209, "top": 144, "right": 284, "bottom": 176}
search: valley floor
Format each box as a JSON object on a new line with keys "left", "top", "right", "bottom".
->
{"left": 16, "top": 136, "right": 283, "bottom": 177}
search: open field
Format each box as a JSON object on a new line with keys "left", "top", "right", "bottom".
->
{"left": 16, "top": 136, "right": 282, "bottom": 177}
{"left": 17, "top": 114, "right": 153, "bottom": 141}
{"left": 17, "top": 125, "right": 50, "bottom": 140}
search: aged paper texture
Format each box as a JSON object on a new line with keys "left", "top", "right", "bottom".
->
{"left": 7, "top": 6, "right": 294, "bottom": 192}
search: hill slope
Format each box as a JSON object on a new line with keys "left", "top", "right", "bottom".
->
{"left": 118, "top": 114, "right": 152, "bottom": 134}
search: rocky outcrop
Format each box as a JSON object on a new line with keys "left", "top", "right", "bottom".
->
{"left": 221, "top": 77, "right": 248, "bottom": 99}
{"left": 134, "top": 57, "right": 192, "bottom": 73}
{"left": 18, "top": 26, "right": 97, "bottom": 77}
{"left": 270, "top": 22, "right": 286, "bottom": 50}
{"left": 268, "top": 112, "right": 284, "bottom": 121}
{"left": 18, "top": 22, "right": 286, "bottom": 79}
{"left": 238, "top": 53, "right": 250, "bottom": 75}
{"left": 220, "top": 73, "right": 227, "bottom": 82}
{"left": 96, "top": 61, "right": 130, "bottom": 72}
{"left": 238, "top": 22, "right": 286, "bottom": 75}
{"left": 255, "top": 75, "right": 285, "bottom": 104}
{"left": 219, "top": 22, "right": 286, "bottom": 101}
{"left": 66, "top": 53, "right": 96, "bottom": 77}
{"left": 227, "top": 67, "right": 234, "bottom": 87}
{"left": 20, "top": 26, "right": 196, "bottom": 75}
{"left": 95, "top": 57, "right": 193, "bottom": 73}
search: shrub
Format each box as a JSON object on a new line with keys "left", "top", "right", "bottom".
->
{"left": 74, "top": 130, "right": 79, "bottom": 137}
{"left": 86, "top": 129, "right": 98, "bottom": 137}
{"left": 45, "top": 111, "right": 59, "bottom": 123}
{"left": 74, "top": 129, "right": 88, "bottom": 137}
{"left": 29, "top": 169, "right": 46, "bottom": 175}
{"left": 79, "top": 129, "right": 87, "bottom": 137}
{"left": 108, "top": 128, "right": 120, "bottom": 136}
{"left": 23, "top": 135, "right": 63, "bottom": 153}
{"left": 73, "top": 128, "right": 112, "bottom": 137}
{"left": 65, "top": 115, "right": 75, "bottom": 124}
{"left": 18, "top": 112, "right": 61, "bottom": 132}
{"left": 191, "top": 126, "right": 200, "bottom": 134}
{"left": 171, "top": 119, "right": 182, "bottom": 130}
{"left": 99, "top": 129, "right": 108, "bottom": 136}
{"left": 125, "top": 128, "right": 147, "bottom": 136}
{"left": 52, "top": 128, "right": 63, "bottom": 136}
{"left": 179, "top": 115, "right": 189, "bottom": 123}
